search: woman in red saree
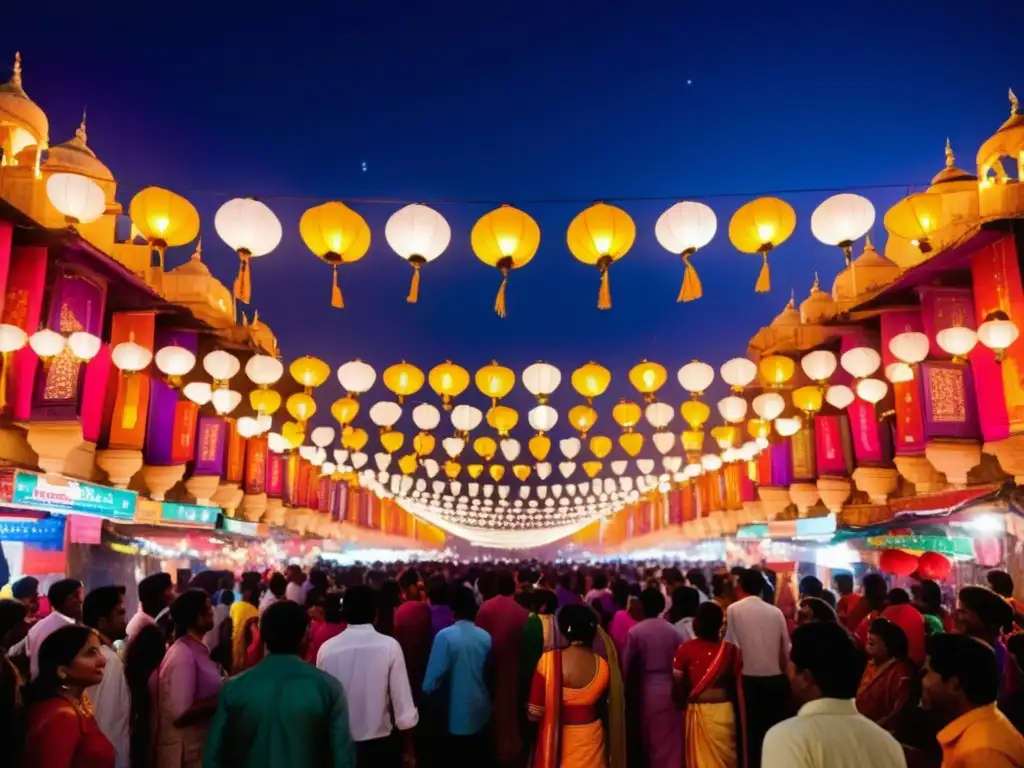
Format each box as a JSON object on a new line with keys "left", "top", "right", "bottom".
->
{"left": 855, "top": 617, "right": 918, "bottom": 733}
{"left": 672, "top": 602, "right": 742, "bottom": 768}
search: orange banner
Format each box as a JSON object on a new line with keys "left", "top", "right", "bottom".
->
{"left": 105, "top": 312, "right": 155, "bottom": 450}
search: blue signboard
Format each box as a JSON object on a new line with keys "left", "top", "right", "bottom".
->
{"left": 0, "top": 516, "right": 66, "bottom": 550}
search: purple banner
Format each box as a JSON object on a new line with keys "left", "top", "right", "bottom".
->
{"left": 192, "top": 414, "right": 227, "bottom": 476}
{"left": 769, "top": 439, "right": 793, "bottom": 487}
{"left": 145, "top": 380, "right": 179, "bottom": 465}
{"left": 921, "top": 362, "right": 982, "bottom": 439}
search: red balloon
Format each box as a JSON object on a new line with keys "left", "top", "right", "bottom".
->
{"left": 879, "top": 548, "right": 919, "bottom": 576}
{"left": 917, "top": 551, "right": 951, "bottom": 580}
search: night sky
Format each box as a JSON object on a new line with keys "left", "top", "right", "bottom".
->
{"left": 8, "top": 1, "right": 1024, "bottom": 455}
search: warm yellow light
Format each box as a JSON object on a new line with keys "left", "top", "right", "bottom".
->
{"left": 680, "top": 399, "right": 711, "bottom": 430}
{"left": 342, "top": 427, "right": 368, "bottom": 451}
{"left": 759, "top": 355, "right": 796, "bottom": 388}
{"left": 128, "top": 186, "right": 200, "bottom": 266}
{"left": 380, "top": 430, "right": 405, "bottom": 454}
{"left": 429, "top": 361, "right": 470, "bottom": 408}
{"left": 290, "top": 356, "right": 331, "bottom": 390}
{"left": 474, "top": 361, "right": 516, "bottom": 402}
{"left": 612, "top": 399, "right": 642, "bottom": 429}
{"left": 710, "top": 425, "right": 737, "bottom": 450}
{"left": 568, "top": 404, "right": 598, "bottom": 436}
{"left": 331, "top": 396, "right": 360, "bottom": 425}
{"left": 571, "top": 362, "right": 611, "bottom": 401}
{"left": 489, "top": 464, "right": 506, "bottom": 482}
{"left": 486, "top": 405, "right": 519, "bottom": 435}
{"left": 589, "top": 435, "right": 613, "bottom": 459}
{"left": 473, "top": 436, "right": 497, "bottom": 461}
{"left": 883, "top": 192, "right": 945, "bottom": 253}
{"left": 286, "top": 392, "right": 316, "bottom": 422}
{"left": 618, "top": 432, "right": 644, "bottom": 457}
{"left": 249, "top": 389, "right": 281, "bottom": 415}
{"left": 299, "top": 201, "right": 371, "bottom": 263}
{"left": 566, "top": 203, "right": 636, "bottom": 308}
{"left": 471, "top": 205, "right": 541, "bottom": 317}
{"left": 792, "top": 385, "right": 824, "bottom": 415}
{"left": 529, "top": 434, "right": 551, "bottom": 461}
{"left": 628, "top": 360, "right": 667, "bottom": 400}
{"left": 383, "top": 361, "right": 425, "bottom": 401}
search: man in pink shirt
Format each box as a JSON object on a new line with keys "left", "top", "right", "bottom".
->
{"left": 393, "top": 568, "right": 432, "bottom": 698}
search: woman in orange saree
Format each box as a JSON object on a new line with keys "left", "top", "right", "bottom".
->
{"left": 672, "top": 602, "right": 744, "bottom": 768}
{"left": 527, "top": 605, "right": 615, "bottom": 768}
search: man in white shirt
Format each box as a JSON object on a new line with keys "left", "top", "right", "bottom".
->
{"left": 763, "top": 622, "right": 906, "bottom": 768}
{"left": 284, "top": 564, "right": 312, "bottom": 605}
{"left": 125, "top": 572, "right": 173, "bottom": 643}
{"left": 84, "top": 585, "right": 131, "bottom": 768}
{"left": 24, "top": 578, "right": 83, "bottom": 679}
{"left": 724, "top": 568, "right": 791, "bottom": 768}
{"left": 317, "top": 584, "right": 418, "bottom": 768}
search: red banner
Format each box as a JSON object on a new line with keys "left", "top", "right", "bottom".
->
{"left": 225, "top": 420, "right": 245, "bottom": 484}
{"left": 244, "top": 436, "right": 268, "bottom": 494}
{"left": 170, "top": 401, "right": 199, "bottom": 464}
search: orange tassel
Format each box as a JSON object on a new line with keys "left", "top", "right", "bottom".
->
{"left": 598, "top": 264, "right": 612, "bottom": 310}
{"left": 234, "top": 251, "right": 252, "bottom": 304}
{"left": 407, "top": 263, "right": 421, "bottom": 304}
{"left": 0, "top": 351, "right": 9, "bottom": 413}
{"left": 678, "top": 253, "right": 703, "bottom": 302}
{"left": 331, "top": 266, "right": 344, "bottom": 309}
{"left": 755, "top": 252, "right": 771, "bottom": 293}
{"left": 494, "top": 268, "right": 509, "bottom": 318}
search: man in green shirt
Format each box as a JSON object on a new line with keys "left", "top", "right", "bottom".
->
{"left": 204, "top": 599, "right": 355, "bottom": 768}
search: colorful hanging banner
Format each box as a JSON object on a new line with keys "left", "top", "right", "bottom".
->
{"left": 243, "top": 436, "right": 268, "bottom": 494}
{"left": 267, "top": 453, "right": 284, "bottom": 497}
{"left": 3, "top": 246, "right": 47, "bottom": 420}
{"left": 0, "top": 515, "right": 65, "bottom": 549}
{"left": 170, "top": 401, "right": 199, "bottom": 464}
{"left": 920, "top": 362, "right": 981, "bottom": 439}
{"left": 814, "top": 414, "right": 850, "bottom": 475}
{"left": 790, "top": 424, "right": 817, "bottom": 481}
{"left": 847, "top": 400, "right": 887, "bottom": 464}
{"left": 193, "top": 415, "right": 227, "bottom": 476}
{"left": 864, "top": 534, "right": 973, "bottom": 557}
{"left": 918, "top": 286, "right": 977, "bottom": 360}
{"left": 225, "top": 420, "right": 245, "bottom": 484}
{"left": 105, "top": 311, "right": 156, "bottom": 450}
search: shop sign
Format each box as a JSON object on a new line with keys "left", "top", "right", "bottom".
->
{"left": 865, "top": 535, "right": 974, "bottom": 557}
{"left": 0, "top": 516, "right": 65, "bottom": 549}
{"left": 160, "top": 502, "right": 219, "bottom": 528}
{"left": 8, "top": 471, "right": 136, "bottom": 521}
{"left": 219, "top": 517, "right": 267, "bottom": 538}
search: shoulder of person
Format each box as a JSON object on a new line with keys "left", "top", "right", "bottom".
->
{"left": 31, "top": 698, "right": 80, "bottom": 729}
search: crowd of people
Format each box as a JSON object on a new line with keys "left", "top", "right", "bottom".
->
{"left": 2, "top": 560, "right": 1024, "bottom": 767}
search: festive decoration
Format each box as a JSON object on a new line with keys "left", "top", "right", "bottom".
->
{"left": 385, "top": 203, "right": 451, "bottom": 303}
{"left": 654, "top": 201, "right": 717, "bottom": 302}
{"left": 471, "top": 205, "right": 541, "bottom": 317}
{"left": 728, "top": 197, "right": 796, "bottom": 292}
{"left": 428, "top": 361, "right": 470, "bottom": 409}
{"left": 214, "top": 197, "right": 282, "bottom": 304}
{"left": 879, "top": 548, "right": 919, "bottom": 576}
{"left": 129, "top": 187, "right": 200, "bottom": 270}
{"left": 566, "top": 203, "right": 635, "bottom": 309}
{"left": 299, "top": 201, "right": 371, "bottom": 308}
{"left": 917, "top": 551, "right": 952, "bottom": 580}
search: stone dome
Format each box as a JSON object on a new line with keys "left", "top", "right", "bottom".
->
{"left": 0, "top": 53, "right": 49, "bottom": 154}
{"left": 42, "top": 113, "right": 113, "bottom": 182}
{"left": 930, "top": 138, "right": 978, "bottom": 188}
{"left": 770, "top": 293, "right": 802, "bottom": 328}
{"left": 833, "top": 234, "right": 901, "bottom": 307}
{"left": 171, "top": 238, "right": 212, "bottom": 276}
{"left": 799, "top": 273, "right": 837, "bottom": 325}
{"left": 977, "top": 88, "right": 1024, "bottom": 180}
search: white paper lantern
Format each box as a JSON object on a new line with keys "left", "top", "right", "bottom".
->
{"left": 337, "top": 360, "right": 376, "bottom": 394}
{"left": 840, "top": 347, "right": 882, "bottom": 378}
{"left": 655, "top": 201, "right": 717, "bottom": 254}
{"left": 211, "top": 389, "right": 242, "bottom": 415}
{"left": 183, "top": 381, "right": 212, "bottom": 406}
{"left": 451, "top": 404, "right": 482, "bottom": 432}
{"left": 652, "top": 431, "right": 676, "bottom": 454}
{"left": 717, "top": 395, "right": 748, "bottom": 424}
{"left": 236, "top": 416, "right": 260, "bottom": 439}
{"left": 245, "top": 354, "right": 284, "bottom": 386}
{"left": 154, "top": 345, "right": 195, "bottom": 378}
{"left": 111, "top": 338, "right": 152, "bottom": 372}
{"left": 0, "top": 325, "right": 27, "bottom": 354}
{"left": 700, "top": 454, "right": 723, "bottom": 472}
{"left": 720, "top": 357, "right": 758, "bottom": 391}
{"left": 978, "top": 313, "right": 1020, "bottom": 357}
{"left": 559, "top": 438, "right": 581, "bottom": 459}
{"left": 774, "top": 416, "right": 802, "bottom": 437}
{"left": 522, "top": 362, "right": 562, "bottom": 402}
{"left": 528, "top": 405, "right": 558, "bottom": 432}
{"left": 888, "top": 331, "right": 930, "bottom": 365}
{"left": 412, "top": 403, "right": 441, "bottom": 431}
{"left": 267, "top": 432, "right": 290, "bottom": 453}
{"left": 64, "top": 331, "right": 101, "bottom": 362}
{"left": 856, "top": 378, "right": 889, "bottom": 404}
{"left": 885, "top": 362, "right": 915, "bottom": 383}
{"left": 311, "top": 426, "right": 336, "bottom": 448}
{"left": 752, "top": 392, "right": 785, "bottom": 421}
{"left": 936, "top": 326, "right": 978, "bottom": 360}
{"left": 256, "top": 414, "right": 272, "bottom": 433}
{"left": 29, "top": 329, "right": 66, "bottom": 359}
{"left": 442, "top": 437, "right": 465, "bottom": 458}
{"left": 369, "top": 401, "right": 402, "bottom": 428}
{"left": 825, "top": 384, "right": 855, "bottom": 410}
{"left": 214, "top": 198, "right": 282, "bottom": 257}
{"left": 321, "top": 462, "right": 337, "bottom": 476}
{"left": 677, "top": 360, "right": 715, "bottom": 395}
{"left": 46, "top": 173, "right": 106, "bottom": 225}
{"left": 203, "top": 350, "right": 240, "bottom": 381}
{"left": 810, "top": 193, "right": 875, "bottom": 253}
{"left": 800, "top": 350, "right": 838, "bottom": 383}
{"left": 644, "top": 402, "right": 673, "bottom": 429}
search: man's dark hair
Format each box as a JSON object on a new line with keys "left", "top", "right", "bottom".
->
{"left": 11, "top": 576, "right": 38, "bottom": 600}
{"left": 799, "top": 576, "right": 823, "bottom": 598}
{"left": 662, "top": 567, "right": 682, "bottom": 585}
{"left": 496, "top": 570, "right": 516, "bottom": 597}
{"left": 959, "top": 585, "right": 1014, "bottom": 633}
{"left": 83, "top": 586, "right": 125, "bottom": 629}
{"left": 611, "top": 579, "right": 631, "bottom": 609}
{"left": 833, "top": 573, "right": 854, "bottom": 596}
{"left": 987, "top": 570, "right": 1014, "bottom": 599}
{"left": 268, "top": 572, "right": 287, "bottom": 598}
{"left": 926, "top": 632, "right": 999, "bottom": 706}
{"left": 639, "top": 586, "right": 665, "bottom": 619}
{"left": 532, "top": 588, "right": 557, "bottom": 615}
{"left": 887, "top": 588, "right": 911, "bottom": 606}
{"left": 342, "top": 585, "right": 377, "bottom": 625}
{"left": 790, "top": 622, "right": 865, "bottom": 699}
{"left": 324, "top": 593, "right": 344, "bottom": 624}
{"left": 261, "top": 600, "right": 310, "bottom": 655}
{"left": 305, "top": 587, "right": 326, "bottom": 610}
{"left": 558, "top": 572, "right": 574, "bottom": 591}
{"left": 398, "top": 568, "right": 421, "bottom": 591}
{"left": 47, "top": 579, "right": 82, "bottom": 611}
{"left": 738, "top": 569, "right": 764, "bottom": 598}
{"left": 686, "top": 569, "right": 709, "bottom": 596}
{"left": 138, "top": 573, "right": 173, "bottom": 612}
{"left": 170, "top": 589, "right": 208, "bottom": 638}
{"left": 477, "top": 571, "right": 498, "bottom": 601}
{"left": 820, "top": 590, "right": 836, "bottom": 609}
{"left": 427, "top": 575, "right": 449, "bottom": 606}
{"left": 694, "top": 601, "right": 724, "bottom": 641}
{"left": 669, "top": 586, "right": 700, "bottom": 621}
{"left": 799, "top": 597, "right": 837, "bottom": 623}
{"left": 451, "top": 585, "right": 479, "bottom": 621}
{"left": 591, "top": 572, "right": 608, "bottom": 591}
{"left": 919, "top": 580, "right": 943, "bottom": 612}
{"left": 863, "top": 573, "right": 889, "bottom": 607}
{"left": 869, "top": 618, "right": 909, "bottom": 660}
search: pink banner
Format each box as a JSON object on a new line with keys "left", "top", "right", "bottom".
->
{"left": 893, "top": 378, "right": 927, "bottom": 454}
{"left": 919, "top": 286, "right": 977, "bottom": 360}
{"left": 2, "top": 246, "right": 47, "bottom": 420}
{"left": 880, "top": 310, "right": 925, "bottom": 368}
{"left": 81, "top": 346, "right": 112, "bottom": 443}
{"left": 0, "top": 221, "right": 12, "bottom": 316}
{"left": 69, "top": 514, "right": 103, "bottom": 545}
{"left": 848, "top": 400, "right": 886, "bottom": 464}
{"left": 814, "top": 415, "right": 849, "bottom": 475}
{"left": 266, "top": 453, "right": 283, "bottom": 497}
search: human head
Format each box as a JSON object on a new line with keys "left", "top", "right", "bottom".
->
{"left": 820, "top": 589, "right": 836, "bottom": 609}
{"left": 799, "top": 575, "right": 823, "bottom": 599}
{"left": 11, "top": 576, "right": 39, "bottom": 617}
{"left": 686, "top": 569, "right": 709, "bottom": 596}
{"left": 558, "top": 604, "right": 598, "bottom": 647}
{"left": 694, "top": 601, "right": 724, "bottom": 641}
{"left": 796, "top": 597, "right": 837, "bottom": 626}
{"left": 451, "top": 585, "right": 479, "bottom": 622}
{"left": 398, "top": 568, "right": 422, "bottom": 601}
{"left": 918, "top": 579, "right": 943, "bottom": 613}
{"left": 662, "top": 567, "right": 683, "bottom": 587}
{"left": 342, "top": 585, "right": 377, "bottom": 625}
{"left": 862, "top": 573, "right": 888, "bottom": 608}
{"left": 833, "top": 573, "right": 854, "bottom": 597}
{"left": 987, "top": 570, "right": 1014, "bottom": 599}
{"left": 496, "top": 570, "right": 516, "bottom": 597}
{"left": 887, "top": 588, "right": 911, "bottom": 606}
{"left": 0, "top": 599, "right": 28, "bottom": 649}
{"left": 866, "top": 617, "right": 908, "bottom": 663}
{"left": 138, "top": 572, "right": 174, "bottom": 616}
{"left": 304, "top": 587, "right": 326, "bottom": 622}
{"left": 737, "top": 568, "right": 764, "bottom": 599}
{"left": 788, "top": 622, "right": 864, "bottom": 706}
{"left": 921, "top": 633, "right": 999, "bottom": 716}
{"left": 286, "top": 564, "right": 306, "bottom": 585}
{"left": 170, "top": 588, "right": 214, "bottom": 639}
{"left": 639, "top": 586, "right": 666, "bottom": 619}
{"left": 670, "top": 586, "right": 700, "bottom": 620}
{"left": 240, "top": 572, "right": 261, "bottom": 606}
{"left": 591, "top": 571, "right": 608, "bottom": 591}
{"left": 48, "top": 579, "right": 84, "bottom": 622}
{"left": 33, "top": 625, "right": 106, "bottom": 698}
{"left": 477, "top": 571, "right": 498, "bottom": 601}
{"left": 323, "top": 593, "right": 344, "bottom": 624}
{"left": 533, "top": 588, "right": 557, "bottom": 616}
{"left": 956, "top": 585, "right": 1014, "bottom": 640}
{"left": 261, "top": 599, "right": 310, "bottom": 656}
{"left": 268, "top": 572, "right": 287, "bottom": 599}
{"left": 557, "top": 572, "right": 574, "bottom": 591}
{"left": 83, "top": 586, "right": 127, "bottom": 641}
{"left": 611, "top": 579, "right": 631, "bottom": 610}
{"left": 427, "top": 574, "right": 449, "bottom": 606}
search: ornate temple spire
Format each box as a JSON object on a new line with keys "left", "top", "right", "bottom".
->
{"left": 75, "top": 108, "right": 87, "bottom": 144}
{"left": 864, "top": 231, "right": 874, "bottom": 250}
{"left": 945, "top": 137, "right": 955, "bottom": 168}
{"left": 1011, "top": 88, "right": 1019, "bottom": 117}
{"left": 10, "top": 51, "right": 21, "bottom": 88}
{"left": 191, "top": 237, "right": 203, "bottom": 261}
{"left": 811, "top": 272, "right": 820, "bottom": 292}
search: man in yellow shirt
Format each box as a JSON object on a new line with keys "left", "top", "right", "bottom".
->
{"left": 922, "top": 633, "right": 1024, "bottom": 768}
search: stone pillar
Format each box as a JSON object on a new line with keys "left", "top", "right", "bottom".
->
{"left": 185, "top": 474, "right": 220, "bottom": 506}
{"left": 983, "top": 435, "right": 1024, "bottom": 484}
{"left": 141, "top": 464, "right": 186, "bottom": 501}
{"left": 852, "top": 466, "right": 900, "bottom": 505}
{"left": 95, "top": 448, "right": 144, "bottom": 489}
{"left": 816, "top": 476, "right": 852, "bottom": 514}
{"left": 26, "top": 421, "right": 93, "bottom": 477}
{"left": 894, "top": 455, "right": 946, "bottom": 493}
{"left": 925, "top": 441, "right": 982, "bottom": 489}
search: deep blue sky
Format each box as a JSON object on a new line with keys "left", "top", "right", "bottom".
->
{"left": 9, "top": 1, "right": 1024, "bottom": 448}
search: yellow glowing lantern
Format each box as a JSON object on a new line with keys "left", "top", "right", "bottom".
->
{"left": 249, "top": 388, "right": 281, "bottom": 415}
{"left": 281, "top": 421, "right": 305, "bottom": 448}
{"left": 489, "top": 464, "right": 506, "bottom": 482}
{"left": 428, "top": 361, "right": 470, "bottom": 409}
{"left": 619, "top": 432, "right": 644, "bottom": 457}
{"left": 397, "top": 453, "right": 418, "bottom": 475}
{"left": 566, "top": 203, "right": 636, "bottom": 309}
{"left": 473, "top": 436, "right": 497, "bottom": 461}
{"left": 612, "top": 399, "right": 642, "bottom": 430}
{"left": 486, "top": 405, "right": 519, "bottom": 436}
{"left": 299, "top": 201, "right": 372, "bottom": 308}
{"left": 444, "top": 460, "right": 461, "bottom": 479}
{"left": 380, "top": 430, "right": 405, "bottom": 454}
{"left": 571, "top": 362, "right": 611, "bottom": 402}
{"left": 413, "top": 431, "right": 436, "bottom": 455}
{"left": 759, "top": 355, "right": 796, "bottom": 389}
{"left": 747, "top": 419, "right": 770, "bottom": 440}
{"left": 471, "top": 205, "right": 541, "bottom": 317}
{"left": 711, "top": 425, "right": 737, "bottom": 450}
{"left": 467, "top": 464, "right": 485, "bottom": 479}
{"left": 883, "top": 192, "right": 945, "bottom": 254}
{"left": 589, "top": 435, "right": 613, "bottom": 459}
{"left": 568, "top": 404, "right": 598, "bottom": 437}
{"left": 628, "top": 361, "right": 667, "bottom": 402}
{"left": 342, "top": 427, "right": 368, "bottom": 451}
{"left": 475, "top": 361, "right": 516, "bottom": 405}
{"left": 680, "top": 400, "right": 711, "bottom": 431}
{"left": 383, "top": 362, "right": 425, "bottom": 403}
{"left": 290, "top": 356, "right": 331, "bottom": 393}
{"left": 728, "top": 197, "right": 797, "bottom": 293}
{"left": 792, "top": 385, "right": 824, "bottom": 416}
{"left": 513, "top": 464, "right": 532, "bottom": 482}
{"left": 128, "top": 187, "right": 200, "bottom": 270}
{"left": 583, "top": 461, "right": 603, "bottom": 479}
{"left": 682, "top": 430, "right": 705, "bottom": 457}
{"left": 331, "top": 396, "right": 360, "bottom": 425}
{"left": 529, "top": 433, "right": 552, "bottom": 461}
{"left": 286, "top": 392, "right": 316, "bottom": 424}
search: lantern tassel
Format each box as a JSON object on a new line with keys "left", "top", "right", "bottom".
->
{"left": 755, "top": 252, "right": 771, "bottom": 293}
{"left": 494, "top": 268, "right": 509, "bottom": 318}
{"left": 678, "top": 253, "right": 703, "bottom": 302}
{"left": 0, "top": 351, "right": 9, "bottom": 413}
{"left": 121, "top": 373, "right": 140, "bottom": 430}
{"left": 406, "top": 262, "right": 421, "bottom": 304}
{"left": 598, "top": 264, "right": 612, "bottom": 310}
{"left": 234, "top": 251, "right": 252, "bottom": 304}
{"left": 331, "top": 266, "right": 344, "bottom": 309}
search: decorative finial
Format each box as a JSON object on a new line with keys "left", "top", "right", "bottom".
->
{"left": 945, "top": 137, "right": 955, "bottom": 168}
{"left": 11, "top": 52, "right": 22, "bottom": 88}
{"left": 190, "top": 237, "right": 202, "bottom": 261}
{"left": 252, "top": 309, "right": 260, "bottom": 325}
{"left": 75, "top": 108, "right": 87, "bottom": 144}
{"left": 788, "top": 287, "right": 795, "bottom": 307}
{"left": 1011, "top": 88, "right": 1019, "bottom": 116}
{"left": 864, "top": 232, "right": 874, "bottom": 250}
{"left": 811, "top": 272, "right": 820, "bottom": 292}
{"left": 241, "top": 312, "right": 249, "bottom": 327}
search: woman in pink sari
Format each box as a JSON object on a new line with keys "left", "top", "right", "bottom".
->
{"left": 673, "top": 602, "right": 743, "bottom": 768}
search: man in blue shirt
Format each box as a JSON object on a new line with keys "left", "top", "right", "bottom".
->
{"left": 422, "top": 584, "right": 493, "bottom": 764}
